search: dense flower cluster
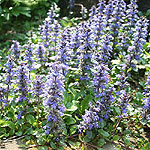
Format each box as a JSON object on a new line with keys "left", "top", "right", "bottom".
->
{"left": 15, "top": 63, "right": 30, "bottom": 119}
{"left": 25, "top": 43, "right": 34, "bottom": 71}
{"left": 36, "top": 44, "right": 47, "bottom": 64}
{"left": 15, "top": 63, "right": 29, "bottom": 103}
{"left": 43, "top": 62, "right": 66, "bottom": 136}
{"left": 115, "top": 72, "right": 130, "bottom": 117}
{"left": 11, "top": 40, "right": 20, "bottom": 63}
{"left": 79, "top": 86, "right": 115, "bottom": 131}
{"left": 5, "top": 56, "right": 15, "bottom": 87}
{"left": 79, "top": 64, "right": 114, "bottom": 131}
{"left": 78, "top": 21, "right": 92, "bottom": 83}
{"left": 33, "top": 75, "right": 44, "bottom": 104}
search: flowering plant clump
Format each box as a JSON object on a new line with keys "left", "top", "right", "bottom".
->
{"left": 0, "top": 0, "right": 150, "bottom": 149}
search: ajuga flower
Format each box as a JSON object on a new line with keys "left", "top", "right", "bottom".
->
{"left": 5, "top": 55, "right": 15, "bottom": 101}
{"left": 115, "top": 72, "right": 130, "bottom": 117}
{"left": 5, "top": 56, "right": 15, "bottom": 86}
{"left": 126, "top": 17, "right": 148, "bottom": 68}
{"left": 25, "top": 43, "right": 34, "bottom": 71}
{"left": 78, "top": 21, "right": 92, "bottom": 83}
{"left": 15, "top": 63, "right": 29, "bottom": 103}
{"left": 126, "top": 0, "right": 139, "bottom": 28}
{"left": 79, "top": 86, "right": 114, "bottom": 132}
{"left": 57, "top": 28, "right": 72, "bottom": 65}
{"left": 11, "top": 40, "right": 20, "bottom": 63}
{"left": 43, "top": 62, "right": 66, "bottom": 137}
{"left": 79, "top": 63, "right": 114, "bottom": 132}
{"left": 33, "top": 75, "right": 44, "bottom": 104}
{"left": 36, "top": 44, "right": 47, "bottom": 64}
{"left": 15, "top": 63, "right": 30, "bottom": 119}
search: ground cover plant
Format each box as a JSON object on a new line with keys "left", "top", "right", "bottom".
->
{"left": 1, "top": 0, "right": 150, "bottom": 149}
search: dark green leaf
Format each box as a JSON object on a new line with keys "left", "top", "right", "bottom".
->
{"left": 16, "top": 131, "right": 23, "bottom": 136}
{"left": 114, "top": 107, "right": 121, "bottom": 115}
{"left": 26, "top": 114, "right": 35, "bottom": 124}
{"left": 97, "top": 139, "right": 105, "bottom": 147}
{"left": 70, "top": 125, "right": 77, "bottom": 135}
{"left": 136, "top": 92, "right": 143, "bottom": 100}
{"left": 80, "top": 94, "right": 93, "bottom": 112}
{"left": 99, "top": 120, "right": 106, "bottom": 128}
{"left": 83, "top": 136, "right": 91, "bottom": 142}
{"left": 64, "top": 116, "right": 76, "bottom": 125}
{"left": 123, "top": 137, "right": 131, "bottom": 146}
{"left": 113, "top": 135, "right": 120, "bottom": 141}
{"left": 123, "top": 129, "right": 131, "bottom": 135}
{"left": 50, "top": 142, "right": 56, "bottom": 149}
{"left": 99, "top": 129, "right": 110, "bottom": 137}
{"left": 86, "top": 130, "right": 93, "bottom": 139}
{"left": 144, "top": 142, "right": 150, "bottom": 150}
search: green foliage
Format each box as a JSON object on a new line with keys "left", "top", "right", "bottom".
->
{"left": 0, "top": 0, "right": 59, "bottom": 49}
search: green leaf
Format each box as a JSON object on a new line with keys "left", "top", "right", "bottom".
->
{"left": 97, "top": 138, "right": 105, "bottom": 147}
{"left": 0, "top": 120, "right": 6, "bottom": 126}
{"left": 113, "top": 135, "right": 120, "bottom": 141}
{"left": 16, "top": 131, "right": 22, "bottom": 136}
{"left": 64, "top": 116, "right": 76, "bottom": 125}
{"left": 0, "top": 120, "right": 15, "bottom": 129}
{"left": 123, "top": 137, "right": 131, "bottom": 146}
{"left": 98, "top": 129, "right": 110, "bottom": 138}
{"left": 70, "top": 125, "right": 77, "bottom": 135}
{"left": 57, "top": 147, "right": 64, "bottom": 150}
{"left": 50, "top": 142, "right": 56, "bottom": 149}
{"left": 68, "top": 87, "right": 77, "bottom": 97}
{"left": 99, "top": 120, "right": 106, "bottom": 128}
{"left": 123, "top": 129, "right": 131, "bottom": 135}
{"left": 83, "top": 136, "right": 91, "bottom": 142}
{"left": 20, "top": 11, "right": 31, "bottom": 17}
{"left": 86, "top": 130, "right": 93, "bottom": 139}
{"left": 64, "top": 91, "right": 72, "bottom": 103}
{"left": 4, "top": 13, "right": 10, "bottom": 20}
{"left": 132, "top": 67, "right": 138, "bottom": 72}
{"left": 136, "top": 92, "right": 143, "bottom": 100}
{"left": 144, "top": 142, "right": 150, "bottom": 150}
{"left": 146, "top": 9, "right": 150, "bottom": 16}
{"left": 0, "top": 6, "right": 2, "bottom": 14}
{"left": 26, "top": 114, "right": 35, "bottom": 124}
{"left": 80, "top": 94, "right": 93, "bottom": 112}
{"left": 9, "top": 129, "right": 15, "bottom": 136}
{"left": 114, "top": 107, "right": 121, "bottom": 115}
{"left": 66, "top": 101, "right": 78, "bottom": 112}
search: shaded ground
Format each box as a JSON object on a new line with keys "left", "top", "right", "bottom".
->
{"left": 0, "top": 139, "right": 117, "bottom": 150}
